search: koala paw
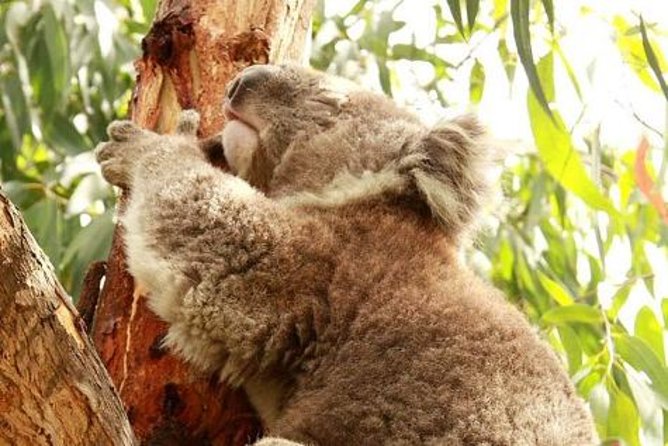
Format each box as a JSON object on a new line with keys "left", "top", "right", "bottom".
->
{"left": 94, "top": 120, "right": 155, "bottom": 188}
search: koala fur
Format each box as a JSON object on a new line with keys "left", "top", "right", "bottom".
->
{"left": 95, "top": 64, "right": 598, "bottom": 445}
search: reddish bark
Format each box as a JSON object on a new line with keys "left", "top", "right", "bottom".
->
{"left": 88, "top": 1, "right": 315, "bottom": 444}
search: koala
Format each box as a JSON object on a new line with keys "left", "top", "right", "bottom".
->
{"left": 95, "top": 64, "right": 598, "bottom": 445}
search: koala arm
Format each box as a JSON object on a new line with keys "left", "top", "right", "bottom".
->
{"left": 96, "top": 113, "right": 322, "bottom": 384}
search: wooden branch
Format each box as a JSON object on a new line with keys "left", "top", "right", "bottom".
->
{"left": 0, "top": 190, "right": 135, "bottom": 445}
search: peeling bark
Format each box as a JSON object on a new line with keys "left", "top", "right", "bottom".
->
{"left": 0, "top": 190, "right": 135, "bottom": 446}
{"left": 91, "top": 0, "right": 316, "bottom": 444}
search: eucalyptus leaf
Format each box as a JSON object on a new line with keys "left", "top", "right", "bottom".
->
{"left": 540, "top": 0, "right": 554, "bottom": 31}
{"left": 634, "top": 306, "right": 665, "bottom": 362}
{"left": 446, "top": 0, "right": 465, "bottom": 38}
{"left": 541, "top": 304, "right": 603, "bottom": 325}
{"left": 469, "top": 59, "right": 485, "bottom": 104}
{"left": 466, "top": 0, "right": 479, "bottom": 31}
{"left": 22, "top": 197, "right": 62, "bottom": 267}
{"left": 639, "top": 17, "right": 668, "bottom": 102}
{"left": 614, "top": 334, "right": 668, "bottom": 408}
{"left": 511, "top": 0, "right": 552, "bottom": 117}
{"left": 528, "top": 54, "right": 619, "bottom": 216}
{"left": 538, "top": 272, "right": 574, "bottom": 305}
{"left": 606, "top": 385, "right": 641, "bottom": 446}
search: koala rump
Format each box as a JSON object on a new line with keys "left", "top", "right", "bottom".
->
{"left": 95, "top": 64, "right": 598, "bottom": 445}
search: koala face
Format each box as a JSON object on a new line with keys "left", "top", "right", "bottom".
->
{"left": 221, "top": 64, "right": 420, "bottom": 192}
{"left": 221, "top": 64, "right": 490, "bottom": 239}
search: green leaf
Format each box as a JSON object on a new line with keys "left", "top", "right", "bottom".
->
{"left": 541, "top": 304, "right": 603, "bottom": 326}
{"left": 614, "top": 16, "right": 667, "bottom": 94}
{"left": 0, "top": 70, "right": 31, "bottom": 152}
{"left": 377, "top": 59, "right": 391, "bottom": 96}
{"left": 390, "top": 44, "right": 453, "bottom": 71}
{"left": 635, "top": 306, "right": 665, "bottom": 362}
{"left": 538, "top": 271, "right": 573, "bottom": 305}
{"left": 139, "top": 0, "right": 158, "bottom": 23}
{"left": 43, "top": 114, "right": 87, "bottom": 155}
{"left": 22, "top": 197, "right": 62, "bottom": 267}
{"left": 554, "top": 43, "right": 583, "bottom": 101}
{"left": 614, "top": 334, "right": 668, "bottom": 408}
{"left": 446, "top": 0, "right": 465, "bottom": 38}
{"left": 344, "top": 0, "right": 367, "bottom": 18}
{"left": 557, "top": 325, "right": 582, "bottom": 375}
{"left": 608, "top": 280, "right": 634, "bottom": 321}
{"left": 61, "top": 212, "right": 114, "bottom": 299}
{"left": 466, "top": 0, "right": 479, "bottom": 31}
{"left": 2, "top": 180, "right": 45, "bottom": 209}
{"left": 607, "top": 385, "right": 641, "bottom": 446}
{"left": 527, "top": 54, "right": 619, "bottom": 216}
{"left": 22, "top": 5, "right": 70, "bottom": 114}
{"left": 538, "top": 272, "right": 574, "bottom": 305}
{"left": 497, "top": 39, "right": 517, "bottom": 85}
{"left": 639, "top": 16, "right": 668, "bottom": 102}
{"left": 540, "top": 0, "right": 554, "bottom": 31}
{"left": 626, "top": 371, "right": 664, "bottom": 445}
{"left": 511, "top": 0, "right": 552, "bottom": 117}
{"left": 469, "top": 59, "right": 485, "bottom": 104}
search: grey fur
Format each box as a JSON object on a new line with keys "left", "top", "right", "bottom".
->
{"left": 95, "top": 65, "right": 597, "bottom": 445}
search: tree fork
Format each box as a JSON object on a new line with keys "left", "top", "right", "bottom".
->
{"left": 90, "top": 1, "right": 315, "bottom": 443}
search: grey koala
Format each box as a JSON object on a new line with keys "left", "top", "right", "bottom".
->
{"left": 95, "top": 64, "right": 598, "bottom": 445}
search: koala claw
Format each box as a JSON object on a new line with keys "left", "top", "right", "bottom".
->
{"left": 107, "top": 120, "right": 143, "bottom": 142}
{"left": 94, "top": 141, "right": 116, "bottom": 163}
{"left": 98, "top": 158, "right": 128, "bottom": 188}
{"left": 176, "top": 109, "right": 201, "bottom": 136}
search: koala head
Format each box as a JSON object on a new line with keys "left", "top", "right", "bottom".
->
{"left": 221, "top": 64, "right": 492, "bottom": 241}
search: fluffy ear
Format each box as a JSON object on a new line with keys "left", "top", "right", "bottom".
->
{"left": 408, "top": 115, "right": 493, "bottom": 240}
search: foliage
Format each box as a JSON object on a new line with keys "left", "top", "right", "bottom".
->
{"left": 0, "top": 0, "right": 667, "bottom": 444}
{"left": 0, "top": 0, "right": 154, "bottom": 297}
{"left": 311, "top": 0, "right": 668, "bottom": 444}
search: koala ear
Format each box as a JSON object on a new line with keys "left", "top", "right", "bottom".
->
{"left": 408, "top": 115, "right": 493, "bottom": 240}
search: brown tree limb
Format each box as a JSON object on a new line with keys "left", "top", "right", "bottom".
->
{"left": 0, "top": 189, "right": 135, "bottom": 446}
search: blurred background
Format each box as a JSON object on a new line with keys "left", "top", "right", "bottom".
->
{"left": 0, "top": 0, "right": 667, "bottom": 443}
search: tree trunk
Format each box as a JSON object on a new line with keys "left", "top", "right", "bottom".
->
{"left": 87, "top": 1, "right": 315, "bottom": 444}
{"left": 0, "top": 190, "right": 135, "bottom": 446}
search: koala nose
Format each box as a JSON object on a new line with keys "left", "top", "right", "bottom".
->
{"left": 225, "top": 64, "right": 276, "bottom": 103}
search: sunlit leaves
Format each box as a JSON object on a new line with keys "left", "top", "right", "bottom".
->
{"left": 21, "top": 4, "right": 70, "bottom": 115}
{"left": 639, "top": 17, "right": 668, "bottom": 102}
{"left": 635, "top": 306, "right": 665, "bottom": 361}
{"left": 0, "top": 0, "right": 143, "bottom": 300}
{"left": 497, "top": 39, "right": 517, "bottom": 85}
{"left": 537, "top": 272, "right": 574, "bottom": 305}
{"left": 511, "top": 0, "right": 551, "bottom": 117}
{"left": 607, "top": 385, "right": 641, "bottom": 446}
{"left": 614, "top": 334, "right": 668, "bottom": 408}
{"left": 540, "top": 0, "right": 554, "bottom": 32}
{"left": 469, "top": 59, "right": 485, "bottom": 104}
{"left": 466, "top": 0, "right": 480, "bottom": 32}
{"left": 527, "top": 54, "right": 618, "bottom": 216}
{"left": 541, "top": 304, "right": 603, "bottom": 326}
{"left": 446, "top": 0, "right": 465, "bottom": 38}
{"left": 615, "top": 16, "right": 668, "bottom": 95}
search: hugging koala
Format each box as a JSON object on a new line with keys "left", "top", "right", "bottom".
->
{"left": 95, "top": 65, "right": 597, "bottom": 445}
